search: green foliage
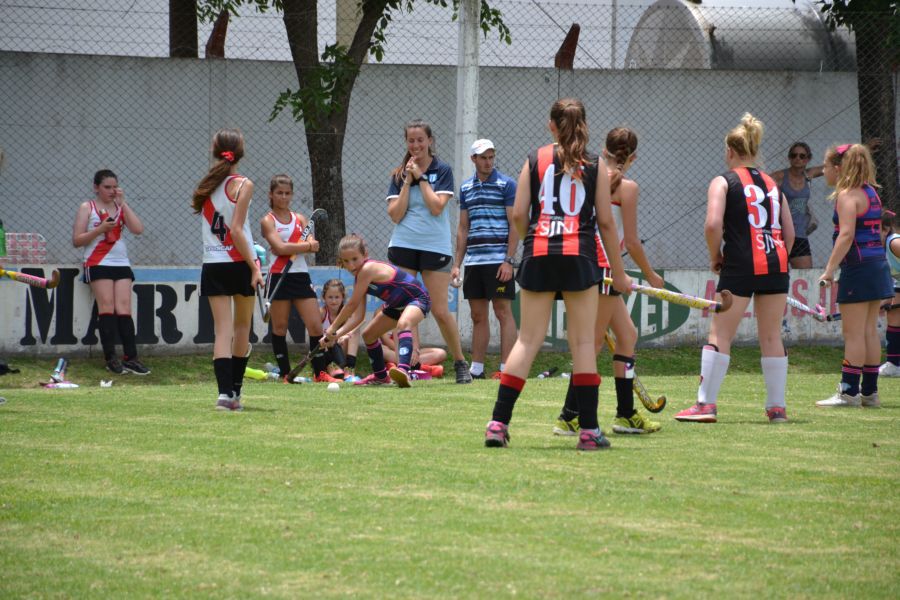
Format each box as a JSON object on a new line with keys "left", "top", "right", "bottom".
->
{"left": 196, "top": 0, "right": 283, "bottom": 23}
{"left": 269, "top": 44, "right": 359, "bottom": 126}
{"left": 813, "top": 0, "right": 900, "bottom": 56}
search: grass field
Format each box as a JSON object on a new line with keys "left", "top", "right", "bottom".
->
{"left": 1, "top": 347, "right": 898, "bottom": 598}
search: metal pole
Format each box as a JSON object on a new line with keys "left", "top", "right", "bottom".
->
{"left": 454, "top": 0, "right": 480, "bottom": 200}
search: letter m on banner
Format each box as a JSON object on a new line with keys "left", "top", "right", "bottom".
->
{"left": 19, "top": 268, "right": 79, "bottom": 345}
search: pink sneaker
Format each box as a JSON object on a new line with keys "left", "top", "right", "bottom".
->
{"left": 353, "top": 373, "right": 391, "bottom": 386}
{"left": 674, "top": 402, "right": 717, "bottom": 423}
{"left": 576, "top": 428, "right": 611, "bottom": 451}
{"left": 484, "top": 420, "right": 509, "bottom": 448}
{"left": 765, "top": 406, "right": 788, "bottom": 423}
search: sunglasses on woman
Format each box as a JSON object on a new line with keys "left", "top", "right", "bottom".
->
{"left": 789, "top": 152, "right": 808, "bottom": 159}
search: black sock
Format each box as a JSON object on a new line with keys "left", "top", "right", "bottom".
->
{"left": 366, "top": 340, "right": 387, "bottom": 379}
{"left": 861, "top": 365, "right": 879, "bottom": 396}
{"left": 613, "top": 354, "right": 635, "bottom": 417}
{"left": 118, "top": 314, "right": 138, "bottom": 360}
{"left": 213, "top": 357, "right": 232, "bottom": 397}
{"left": 309, "top": 335, "right": 327, "bottom": 375}
{"left": 98, "top": 313, "right": 117, "bottom": 360}
{"left": 840, "top": 360, "right": 862, "bottom": 396}
{"left": 345, "top": 355, "right": 357, "bottom": 369}
{"left": 232, "top": 355, "right": 249, "bottom": 397}
{"left": 330, "top": 344, "right": 347, "bottom": 369}
{"left": 493, "top": 373, "right": 525, "bottom": 424}
{"left": 272, "top": 334, "right": 291, "bottom": 375}
{"left": 559, "top": 378, "right": 579, "bottom": 421}
{"left": 573, "top": 373, "right": 601, "bottom": 430}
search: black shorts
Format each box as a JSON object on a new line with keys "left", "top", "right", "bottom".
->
{"left": 82, "top": 265, "right": 134, "bottom": 284}
{"left": 789, "top": 238, "right": 812, "bottom": 259}
{"left": 716, "top": 272, "right": 789, "bottom": 298}
{"left": 388, "top": 246, "right": 452, "bottom": 273}
{"left": 837, "top": 261, "right": 894, "bottom": 304}
{"left": 201, "top": 262, "right": 255, "bottom": 297}
{"left": 382, "top": 299, "right": 430, "bottom": 321}
{"left": 267, "top": 271, "right": 316, "bottom": 301}
{"left": 516, "top": 255, "right": 601, "bottom": 293}
{"left": 463, "top": 263, "right": 516, "bottom": 300}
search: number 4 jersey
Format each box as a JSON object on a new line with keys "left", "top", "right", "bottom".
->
{"left": 201, "top": 174, "right": 254, "bottom": 264}
{"left": 721, "top": 167, "right": 789, "bottom": 279}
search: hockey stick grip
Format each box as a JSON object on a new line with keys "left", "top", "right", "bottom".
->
{"left": 603, "top": 277, "right": 732, "bottom": 312}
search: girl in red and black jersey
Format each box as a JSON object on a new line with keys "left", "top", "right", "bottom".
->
{"left": 260, "top": 174, "right": 340, "bottom": 384}
{"left": 816, "top": 143, "right": 893, "bottom": 407}
{"left": 484, "top": 98, "right": 631, "bottom": 452}
{"left": 192, "top": 128, "right": 263, "bottom": 411}
{"left": 72, "top": 169, "right": 148, "bottom": 375}
{"left": 676, "top": 113, "right": 795, "bottom": 424}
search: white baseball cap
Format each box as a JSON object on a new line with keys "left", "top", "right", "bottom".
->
{"left": 470, "top": 139, "right": 495, "bottom": 156}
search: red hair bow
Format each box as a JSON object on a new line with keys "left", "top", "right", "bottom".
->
{"left": 220, "top": 151, "right": 235, "bottom": 163}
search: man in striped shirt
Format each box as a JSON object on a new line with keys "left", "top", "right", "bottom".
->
{"left": 451, "top": 139, "right": 519, "bottom": 379}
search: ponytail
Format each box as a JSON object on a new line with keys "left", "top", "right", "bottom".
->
{"left": 605, "top": 127, "right": 638, "bottom": 194}
{"left": 191, "top": 128, "right": 245, "bottom": 214}
{"left": 550, "top": 98, "right": 590, "bottom": 179}
{"left": 725, "top": 113, "right": 764, "bottom": 161}
{"left": 826, "top": 143, "right": 878, "bottom": 200}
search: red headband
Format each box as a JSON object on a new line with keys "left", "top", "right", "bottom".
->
{"left": 220, "top": 151, "right": 235, "bottom": 163}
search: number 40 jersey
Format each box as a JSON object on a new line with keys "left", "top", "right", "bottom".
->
{"left": 201, "top": 174, "right": 255, "bottom": 264}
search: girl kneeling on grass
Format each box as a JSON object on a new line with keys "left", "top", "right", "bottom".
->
{"left": 321, "top": 234, "right": 431, "bottom": 388}
{"left": 816, "top": 144, "right": 894, "bottom": 407}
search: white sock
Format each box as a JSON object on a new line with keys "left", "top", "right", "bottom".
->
{"left": 470, "top": 361, "right": 484, "bottom": 376}
{"left": 761, "top": 355, "right": 788, "bottom": 409}
{"left": 498, "top": 362, "right": 505, "bottom": 372}
{"left": 698, "top": 347, "right": 730, "bottom": 405}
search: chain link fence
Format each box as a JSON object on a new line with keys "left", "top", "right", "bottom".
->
{"left": 1, "top": 0, "right": 896, "bottom": 271}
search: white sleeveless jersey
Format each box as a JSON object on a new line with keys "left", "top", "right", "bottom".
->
{"left": 201, "top": 175, "right": 254, "bottom": 264}
{"left": 610, "top": 200, "right": 625, "bottom": 250}
{"left": 266, "top": 211, "right": 309, "bottom": 274}
{"left": 83, "top": 201, "right": 129, "bottom": 267}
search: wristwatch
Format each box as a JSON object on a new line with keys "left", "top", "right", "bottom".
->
{"left": 418, "top": 174, "right": 428, "bottom": 183}
{"left": 504, "top": 256, "right": 518, "bottom": 267}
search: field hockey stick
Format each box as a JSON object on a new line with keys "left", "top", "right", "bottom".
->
{"left": 603, "top": 277, "right": 733, "bottom": 313}
{"left": 603, "top": 332, "right": 666, "bottom": 413}
{"left": 286, "top": 343, "right": 328, "bottom": 381}
{"left": 0, "top": 268, "right": 60, "bottom": 289}
{"left": 786, "top": 296, "right": 828, "bottom": 322}
{"left": 263, "top": 208, "right": 328, "bottom": 323}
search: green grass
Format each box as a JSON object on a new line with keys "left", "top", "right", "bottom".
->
{"left": 1, "top": 347, "right": 898, "bottom": 598}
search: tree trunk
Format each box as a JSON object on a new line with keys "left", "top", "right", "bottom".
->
{"left": 169, "top": 0, "right": 198, "bottom": 58}
{"left": 306, "top": 128, "right": 347, "bottom": 265}
{"left": 854, "top": 15, "right": 898, "bottom": 211}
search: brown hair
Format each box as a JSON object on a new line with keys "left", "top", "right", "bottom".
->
{"left": 191, "top": 128, "right": 245, "bottom": 214}
{"left": 606, "top": 127, "right": 638, "bottom": 194}
{"left": 268, "top": 174, "right": 293, "bottom": 209}
{"left": 789, "top": 141, "right": 812, "bottom": 159}
{"left": 825, "top": 143, "right": 879, "bottom": 200}
{"left": 724, "top": 113, "right": 764, "bottom": 161}
{"left": 321, "top": 278, "right": 346, "bottom": 300}
{"left": 338, "top": 233, "right": 367, "bottom": 259}
{"left": 391, "top": 120, "right": 434, "bottom": 183}
{"left": 550, "top": 98, "right": 590, "bottom": 180}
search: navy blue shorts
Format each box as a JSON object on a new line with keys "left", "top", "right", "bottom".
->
{"left": 837, "top": 260, "right": 894, "bottom": 304}
{"left": 382, "top": 298, "right": 430, "bottom": 321}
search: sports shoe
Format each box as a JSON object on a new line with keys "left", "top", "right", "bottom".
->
{"left": 861, "top": 392, "right": 880, "bottom": 408}
{"left": 455, "top": 360, "right": 473, "bottom": 384}
{"left": 612, "top": 410, "right": 661, "bottom": 434}
{"left": 674, "top": 402, "right": 717, "bottom": 423}
{"left": 491, "top": 371, "right": 502, "bottom": 380}
{"left": 424, "top": 364, "right": 444, "bottom": 378}
{"left": 353, "top": 373, "right": 391, "bottom": 386}
{"left": 122, "top": 359, "right": 150, "bottom": 375}
{"left": 484, "top": 420, "right": 509, "bottom": 448}
{"left": 576, "top": 428, "right": 611, "bottom": 451}
{"left": 553, "top": 416, "right": 580, "bottom": 436}
{"left": 215, "top": 393, "right": 243, "bottom": 412}
{"left": 329, "top": 368, "right": 345, "bottom": 380}
{"left": 765, "top": 406, "right": 788, "bottom": 423}
{"left": 315, "top": 371, "right": 342, "bottom": 383}
{"left": 878, "top": 361, "right": 900, "bottom": 377}
{"left": 470, "top": 372, "right": 486, "bottom": 380}
{"left": 816, "top": 387, "right": 861, "bottom": 407}
{"left": 389, "top": 366, "right": 412, "bottom": 388}
{"left": 106, "top": 358, "right": 125, "bottom": 374}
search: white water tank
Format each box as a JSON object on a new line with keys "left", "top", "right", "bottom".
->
{"left": 625, "top": 0, "right": 856, "bottom": 70}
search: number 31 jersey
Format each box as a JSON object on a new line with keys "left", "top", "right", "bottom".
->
{"left": 201, "top": 174, "right": 254, "bottom": 264}
{"left": 721, "top": 167, "right": 788, "bottom": 278}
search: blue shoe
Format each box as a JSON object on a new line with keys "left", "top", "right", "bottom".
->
{"left": 576, "top": 428, "right": 610, "bottom": 451}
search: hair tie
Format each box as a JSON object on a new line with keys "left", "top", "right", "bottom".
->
{"left": 220, "top": 151, "right": 235, "bottom": 163}
{"left": 835, "top": 144, "right": 852, "bottom": 156}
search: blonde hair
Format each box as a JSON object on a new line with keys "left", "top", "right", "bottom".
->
{"left": 724, "top": 113, "right": 764, "bottom": 161}
{"left": 825, "top": 143, "right": 878, "bottom": 200}
{"left": 550, "top": 98, "right": 590, "bottom": 180}
{"left": 338, "top": 233, "right": 367, "bottom": 259}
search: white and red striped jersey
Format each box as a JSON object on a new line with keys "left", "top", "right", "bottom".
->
{"left": 201, "top": 175, "right": 254, "bottom": 264}
{"left": 83, "top": 201, "right": 129, "bottom": 267}
{"left": 266, "top": 211, "right": 309, "bottom": 274}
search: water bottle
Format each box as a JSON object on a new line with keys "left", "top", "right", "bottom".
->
{"left": 98, "top": 209, "right": 115, "bottom": 242}
{"left": 294, "top": 376, "right": 312, "bottom": 384}
{"left": 264, "top": 362, "right": 280, "bottom": 375}
{"left": 0, "top": 219, "right": 6, "bottom": 257}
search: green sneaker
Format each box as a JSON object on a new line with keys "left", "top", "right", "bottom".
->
{"left": 553, "top": 416, "right": 579, "bottom": 437}
{"left": 612, "top": 410, "right": 661, "bottom": 434}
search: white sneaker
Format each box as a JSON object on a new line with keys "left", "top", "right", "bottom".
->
{"left": 861, "top": 392, "right": 880, "bottom": 408}
{"left": 816, "top": 387, "right": 861, "bottom": 408}
{"left": 878, "top": 361, "right": 900, "bottom": 377}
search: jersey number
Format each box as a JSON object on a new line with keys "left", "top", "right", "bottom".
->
{"left": 211, "top": 212, "right": 228, "bottom": 242}
{"left": 744, "top": 184, "right": 781, "bottom": 230}
{"left": 539, "top": 163, "right": 586, "bottom": 216}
